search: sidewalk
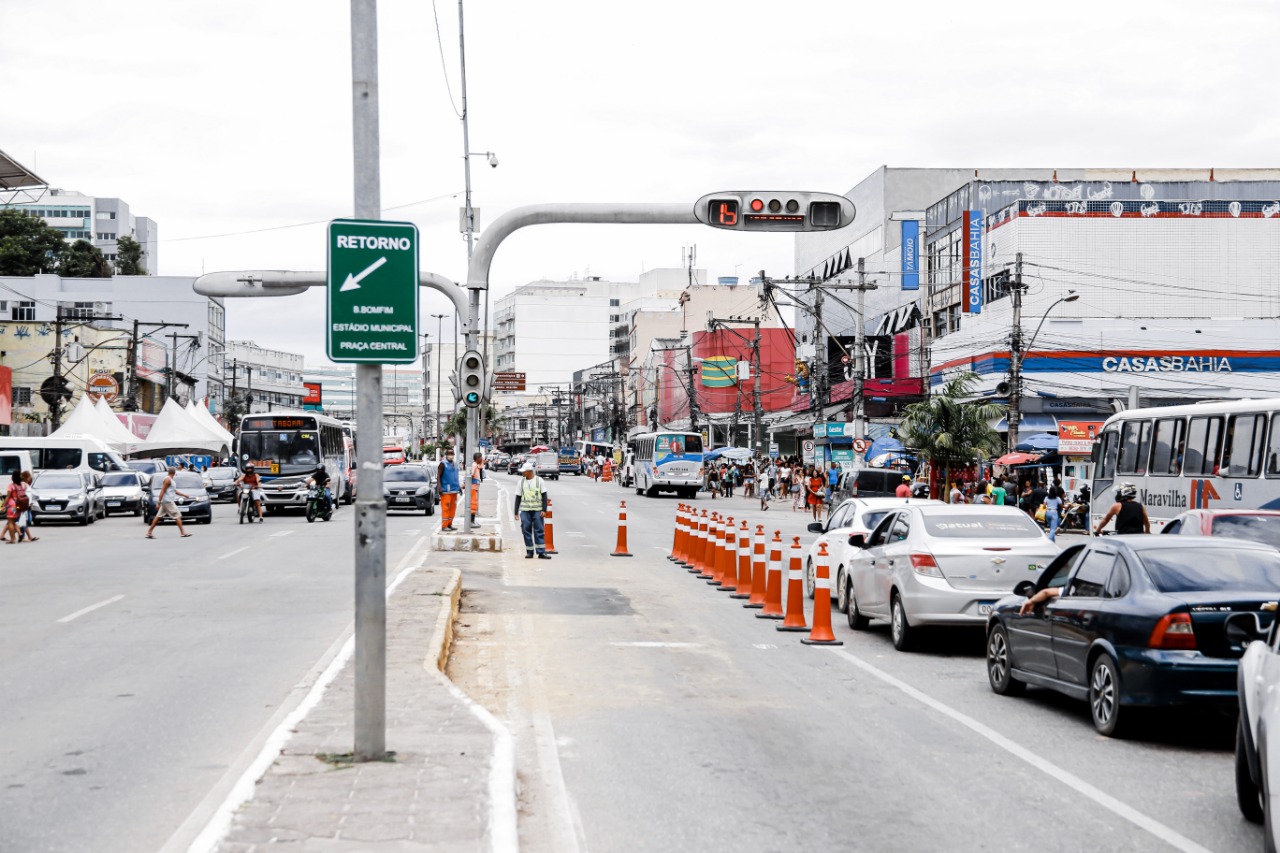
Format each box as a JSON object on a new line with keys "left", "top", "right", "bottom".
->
{"left": 214, "top": 481, "right": 514, "bottom": 853}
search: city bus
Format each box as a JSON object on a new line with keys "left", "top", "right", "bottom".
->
{"left": 236, "top": 410, "right": 355, "bottom": 503}
{"left": 1090, "top": 398, "right": 1280, "bottom": 531}
{"left": 629, "top": 431, "right": 704, "bottom": 499}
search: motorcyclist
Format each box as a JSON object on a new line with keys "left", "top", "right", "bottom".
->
{"left": 234, "top": 464, "right": 265, "bottom": 522}
{"left": 307, "top": 464, "right": 333, "bottom": 514}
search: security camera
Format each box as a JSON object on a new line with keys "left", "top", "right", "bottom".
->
{"left": 487, "top": 153, "right": 499, "bottom": 169}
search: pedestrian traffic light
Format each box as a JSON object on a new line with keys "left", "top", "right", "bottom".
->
{"left": 695, "top": 191, "right": 856, "bottom": 232}
{"left": 458, "top": 350, "right": 485, "bottom": 408}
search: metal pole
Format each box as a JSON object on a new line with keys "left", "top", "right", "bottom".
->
{"left": 853, "top": 258, "right": 866, "bottom": 443}
{"left": 1007, "top": 252, "right": 1024, "bottom": 455}
{"left": 50, "top": 306, "right": 64, "bottom": 430}
{"left": 752, "top": 318, "right": 764, "bottom": 458}
{"left": 350, "top": 0, "right": 386, "bottom": 762}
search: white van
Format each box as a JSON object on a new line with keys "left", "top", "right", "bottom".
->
{"left": 0, "top": 437, "right": 128, "bottom": 476}
{"left": 0, "top": 450, "right": 35, "bottom": 479}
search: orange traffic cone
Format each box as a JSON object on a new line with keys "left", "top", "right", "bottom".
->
{"left": 697, "top": 513, "right": 719, "bottom": 579}
{"left": 669, "top": 503, "right": 684, "bottom": 563}
{"left": 676, "top": 504, "right": 693, "bottom": 566}
{"left": 801, "top": 542, "right": 843, "bottom": 646}
{"left": 610, "top": 500, "right": 632, "bottom": 557}
{"left": 745, "top": 524, "right": 767, "bottom": 609}
{"left": 730, "top": 520, "right": 753, "bottom": 599}
{"left": 756, "top": 531, "right": 785, "bottom": 620}
{"left": 715, "top": 517, "right": 738, "bottom": 591}
{"left": 776, "top": 536, "right": 809, "bottom": 632}
{"left": 543, "top": 495, "right": 558, "bottom": 555}
{"left": 689, "top": 510, "right": 709, "bottom": 575}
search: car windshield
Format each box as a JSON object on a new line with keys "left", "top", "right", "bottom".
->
{"left": 922, "top": 513, "right": 1044, "bottom": 538}
{"left": 126, "top": 461, "right": 158, "bottom": 472}
{"left": 1210, "top": 515, "right": 1280, "bottom": 549}
{"left": 860, "top": 510, "right": 892, "bottom": 532}
{"left": 100, "top": 473, "right": 139, "bottom": 487}
{"left": 385, "top": 467, "right": 430, "bottom": 483}
{"left": 1139, "top": 547, "right": 1280, "bottom": 593}
{"left": 152, "top": 472, "right": 205, "bottom": 491}
{"left": 35, "top": 473, "right": 81, "bottom": 489}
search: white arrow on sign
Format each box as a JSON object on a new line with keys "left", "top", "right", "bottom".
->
{"left": 339, "top": 256, "right": 388, "bottom": 292}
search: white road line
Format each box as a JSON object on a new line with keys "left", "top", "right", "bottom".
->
{"left": 217, "top": 546, "right": 249, "bottom": 561}
{"left": 268, "top": 530, "right": 294, "bottom": 538}
{"left": 827, "top": 648, "right": 1212, "bottom": 853}
{"left": 609, "top": 642, "right": 701, "bottom": 649}
{"left": 57, "top": 594, "right": 125, "bottom": 624}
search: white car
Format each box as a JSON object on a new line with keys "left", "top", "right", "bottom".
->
{"left": 1236, "top": 617, "right": 1280, "bottom": 836}
{"left": 845, "top": 504, "right": 1058, "bottom": 651}
{"left": 99, "top": 470, "right": 147, "bottom": 516}
{"left": 805, "top": 497, "right": 940, "bottom": 608}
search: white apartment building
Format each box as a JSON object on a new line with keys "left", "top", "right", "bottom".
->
{"left": 3, "top": 187, "right": 158, "bottom": 271}
{"left": 227, "top": 340, "right": 305, "bottom": 412}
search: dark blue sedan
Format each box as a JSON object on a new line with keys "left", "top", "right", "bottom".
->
{"left": 986, "top": 535, "right": 1280, "bottom": 736}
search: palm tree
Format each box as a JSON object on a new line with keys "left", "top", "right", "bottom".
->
{"left": 897, "top": 372, "right": 1005, "bottom": 497}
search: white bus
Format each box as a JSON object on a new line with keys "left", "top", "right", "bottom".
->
{"left": 629, "top": 431, "right": 704, "bottom": 499}
{"left": 1091, "top": 398, "right": 1280, "bottom": 531}
{"left": 236, "top": 410, "right": 355, "bottom": 502}
{"left": 0, "top": 436, "right": 128, "bottom": 475}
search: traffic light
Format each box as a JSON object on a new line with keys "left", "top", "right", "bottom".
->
{"left": 695, "top": 191, "right": 856, "bottom": 232}
{"left": 458, "top": 350, "right": 485, "bottom": 408}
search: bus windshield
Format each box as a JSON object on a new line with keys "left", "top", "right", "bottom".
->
{"left": 240, "top": 430, "right": 322, "bottom": 472}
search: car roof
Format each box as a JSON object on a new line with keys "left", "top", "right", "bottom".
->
{"left": 847, "top": 497, "right": 943, "bottom": 509}
{"left": 1101, "top": 533, "right": 1277, "bottom": 552}
{"left": 910, "top": 504, "right": 1028, "bottom": 516}
{"left": 1177, "top": 509, "right": 1280, "bottom": 519}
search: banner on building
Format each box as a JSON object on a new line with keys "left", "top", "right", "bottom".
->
{"left": 700, "top": 356, "right": 737, "bottom": 387}
{"left": 901, "top": 219, "right": 919, "bottom": 291}
{"left": 303, "top": 382, "right": 322, "bottom": 406}
{"left": 1058, "top": 420, "right": 1104, "bottom": 455}
{"left": 963, "top": 210, "right": 982, "bottom": 314}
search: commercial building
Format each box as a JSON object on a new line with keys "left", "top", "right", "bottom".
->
{"left": 0, "top": 274, "right": 224, "bottom": 432}
{"left": 3, "top": 187, "right": 158, "bottom": 271}
{"left": 227, "top": 340, "right": 305, "bottom": 412}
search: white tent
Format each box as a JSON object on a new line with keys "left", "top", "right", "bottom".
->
{"left": 186, "top": 400, "right": 234, "bottom": 444}
{"left": 93, "top": 396, "right": 143, "bottom": 450}
{"left": 49, "top": 395, "right": 135, "bottom": 452}
{"left": 136, "top": 398, "right": 232, "bottom": 456}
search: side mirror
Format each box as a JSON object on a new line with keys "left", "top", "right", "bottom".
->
{"left": 807, "top": 522, "right": 825, "bottom": 534}
{"left": 847, "top": 533, "right": 867, "bottom": 548}
{"left": 1013, "top": 580, "right": 1037, "bottom": 598}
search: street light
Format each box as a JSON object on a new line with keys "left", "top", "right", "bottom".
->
{"left": 431, "top": 313, "right": 447, "bottom": 445}
{"left": 1007, "top": 290, "right": 1079, "bottom": 452}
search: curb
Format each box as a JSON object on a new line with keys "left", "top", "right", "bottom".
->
{"left": 429, "top": 567, "right": 463, "bottom": 673}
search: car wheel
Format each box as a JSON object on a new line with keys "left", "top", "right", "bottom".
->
{"left": 847, "top": 580, "right": 870, "bottom": 630}
{"left": 986, "top": 624, "right": 1026, "bottom": 696}
{"left": 1238, "top": 717, "right": 1265, "bottom": 823}
{"left": 805, "top": 558, "right": 816, "bottom": 600}
{"left": 134, "top": 505, "right": 142, "bottom": 517}
{"left": 79, "top": 509, "right": 90, "bottom": 526}
{"left": 1089, "top": 653, "right": 1126, "bottom": 737}
{"left": 426, "top": 498, "right": 436, "bottom": 516}
{"left": 835, "top": 569, "right": 849, "bottom": 613}
{"left": 890, "top": 593, "right": 914, "bottom": 651}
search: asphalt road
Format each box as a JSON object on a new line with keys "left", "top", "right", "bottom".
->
{"left": 451, "top": 471, "right": 1261, "bottom": 853}
{"left": 0, "top": 499, "right": 431, "bottom": 853}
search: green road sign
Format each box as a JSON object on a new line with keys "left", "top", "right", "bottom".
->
{"left": 326, "top": 219, "right": 419, "bottom": 364}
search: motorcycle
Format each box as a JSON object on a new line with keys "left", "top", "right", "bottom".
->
{"left": 238, "top": 485, "right": 254, "bottom": 524}
{"left": 306, "top": 484, "right": 333, "bottom": 523}
{"left": 1060, "top": 498, "right": 1090, "bottom": 532}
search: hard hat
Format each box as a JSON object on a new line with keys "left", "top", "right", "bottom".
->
{"left": 520, "top": 461, "right": 535, "bottom": 473}
{"left": 902, "top": 475, "right": 912, "bottom": 481}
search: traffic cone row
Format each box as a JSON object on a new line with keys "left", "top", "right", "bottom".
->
{"left": 660, "top": 507, "right": 842, "bottom": 648}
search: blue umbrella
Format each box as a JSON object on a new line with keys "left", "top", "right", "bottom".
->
{"left": 1015, "top": 432, "right": 1058, "bottom": 453}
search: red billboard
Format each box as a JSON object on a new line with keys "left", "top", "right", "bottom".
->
{"left": 0, "top": 365, "right": 10, "bottom": 428}
{"left": 303, "top": 382, "right": 322, "bottom": 406}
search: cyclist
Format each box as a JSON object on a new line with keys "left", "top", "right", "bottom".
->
{"left": 307, "top": 464, "right": 333, "bottom": 515}
{"left": 235, "top": 464, "right": 266, "bottom": 523}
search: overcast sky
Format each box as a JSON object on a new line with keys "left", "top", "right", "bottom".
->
{"left": 4, "top": 0, "right": 1278, "bottom": 363}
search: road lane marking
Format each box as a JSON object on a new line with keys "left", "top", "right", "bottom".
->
{"left": 57, "top": 595, "right": 125, "bottom": 623}
{"left": 826, "top": 648, "right": 1212, "bottom": 853}
{"left": 268, "top": 530, "right": 294, "bottom": 538}
{"left": 610, "top": 642, "right": 701, "bottom": 648}
{"left": 217, "top": 546, "right": 250, "bottom": 561}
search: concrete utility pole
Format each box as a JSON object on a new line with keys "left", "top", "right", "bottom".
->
{"left": 350, "top": 0, "right": 386, "bottom": 762}
{"left": 1007, "top": 253, "right": 1025, "bottom": 454}
{"left": 49, "top": 305, "right": 124, "bottom": 429}
{"left": 706, "top": 314, "right": 767, "bottom": 457}
{"left": 853, "top": 258, "right": 867, "bottom": 442}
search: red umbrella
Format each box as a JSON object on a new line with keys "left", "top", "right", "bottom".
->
{"left": 994, "top": 451, "right": 1039, "bottom": 466}
{"left": 530, "top": 445, "right": 550, "bottom": 453}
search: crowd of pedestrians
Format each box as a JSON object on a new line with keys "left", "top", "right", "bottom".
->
{"left": 705, "top": 456, "right": 840, "bottom": 520}
{"left": 947, "top": 472, "right": 1074, "bottom": 541}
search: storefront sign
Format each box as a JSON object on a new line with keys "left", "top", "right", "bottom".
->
{"left": 1102, "top": 355, "right": 1232, "bottom": 373}
{"left": 86, "top": 371, "right": 119, "bottom": 403}
{"left": 901, "top": 220, "right": 919, "bottom": 291}
{"left": 1058, "top": 420, "right": 1104, "bottom": 455}
{"left": 963, "top": 210, "right": 982, "bottom": 314}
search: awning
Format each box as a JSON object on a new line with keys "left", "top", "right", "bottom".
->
{"left": 994, "top": 413, "right": 1058, "bottom": 432}
{"left": 0, "top": 147, "right": 46, "bottom": 190}
{"left": 994, "top": 451, "right": 1041, "bottom": 466}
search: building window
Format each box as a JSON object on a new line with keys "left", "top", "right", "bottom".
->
{"left": 12, "top": 301, "right": 35, "bottom": 322}
{"left": 609, "top": 298, "right": 619, "bottom": 306}
{"left": 66, "top": 302, "right": 95, "bottom": 320}
{"left": 12, "top": 387, "right": 31, "bottom": 407}
{"left": 518, "top": 418, "right": 528, "bottom": 430}
{"left": 94, "top": 211, "right": 117, "bottom": 220}
{"left": 96, "top": 232, "right": 115, "bottom": 241}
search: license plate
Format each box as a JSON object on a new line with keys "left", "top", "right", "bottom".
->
{"left": 47, "top": 504, "right": 63, "bottom": 511}
{"left": 977, "top": 603, "right": 996, "bottom": 616}
{"left": 178, "top": 506, "right": 189, "bottom": 513}
{"left": 395, "top": 497, "right": 412, "bottom": 503}
{"left": 107, "top": 501, "right": 121, "bottom": 507}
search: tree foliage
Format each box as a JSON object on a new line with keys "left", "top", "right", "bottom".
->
{"left": 0, "top": 209, "right": 66, "bottom": 275}
{"left": 115, "top": 235, "right": 147, "bottom": 275}
{"left": 60, "top": 239, "right": 112, "bottom": 278}
{"left": 897, "top": 372, "right": 1005, "bottom": 474}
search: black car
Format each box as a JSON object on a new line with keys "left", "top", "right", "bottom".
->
{"left": 143, "top": 471, "right": 213, "bottom": 524}
{"left": 202, "top": 467, "right": 239, "bottom": 502}
{"left": 384, "top": 465, "right": 436, "bottom": 515}
{"left": 986, "top": 535, "right": 1280, "bottom": 736}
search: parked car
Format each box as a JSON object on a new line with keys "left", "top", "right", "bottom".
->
{"left": 1236, "top": 608, "right": 1280, "bottom": 832}
{"left": 125, "top": 459, "right": 166, "bottom": 480}
{"left": 384, "top": 465, "right": 436, "bottom": 514}
{"left": 988, "top": 535, "right": 1280, "bottom": 736}
{"left": 202, "top": 467, "right": 240, "bottom": 502}
{"left": 805, "top": 497, "right": 941, "bottom": 606}
{"left": 30, "top": 471, "right": 103, "bottom": 525}
{"left": 99, "top": 470, "right": 147, "bottom": 516}
{"left": 1162, "top": 509, "right": 1280, "bottom": 549}
{"left": 143, "top": 471, "right": 213, "bottom": 524}
{"left": 845, "top": 504, "right": 1057, "bottom": 650}
{"left": 835, "top": 467, "right": 918, "bottom": 501}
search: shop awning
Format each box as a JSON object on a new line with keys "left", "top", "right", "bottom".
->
{"left": 994, "top": 413, "right": 1058, "bottom": 432}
